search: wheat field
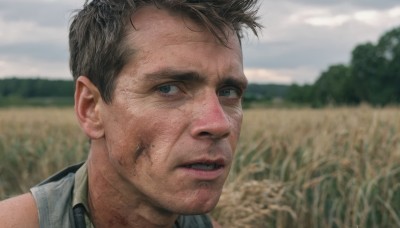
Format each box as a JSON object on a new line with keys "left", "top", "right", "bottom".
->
{"left": 1, "top": 107, "right": 400, "bottom": 227}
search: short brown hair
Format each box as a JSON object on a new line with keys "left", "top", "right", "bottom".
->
{"left": 69, "top": 0, "right": 262, "bottom": 103}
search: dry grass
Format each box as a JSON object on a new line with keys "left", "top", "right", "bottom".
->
{"left": 213, "top": 106, "right": 400, "bottom": 227}
{"left": 1, "top": 106, "right": 400, "bottom": 227}
{"left": 0, "top": 108, "right": 88, "bottom": 198}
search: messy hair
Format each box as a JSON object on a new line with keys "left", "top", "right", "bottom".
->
{"left": 69, "top": 0, "right": 262, "bottom": 103}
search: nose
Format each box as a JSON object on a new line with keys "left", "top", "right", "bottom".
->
{"left": 190, "top": 93, "right": 231, "bottom": 140}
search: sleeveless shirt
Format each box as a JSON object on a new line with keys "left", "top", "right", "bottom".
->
{"left": 30, "top": 162, "right": 213, "bottom": 227}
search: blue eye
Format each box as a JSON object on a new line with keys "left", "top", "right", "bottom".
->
{"left": 157, "top": 84, "right": 179, "bottom": 95}
{"left": 218, "top": 87, "right": 240, "bottom": 98}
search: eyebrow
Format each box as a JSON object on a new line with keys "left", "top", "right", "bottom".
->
{"left": 220, "top": 77, "right": 248, "bottom": 91}
{"left": 144, "top": 68, "right": 248, "bottom": 90}
{"left": 144, "top": 69, "right": 205, "bottom": 84}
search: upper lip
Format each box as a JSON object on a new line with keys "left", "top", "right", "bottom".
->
{"left": 179, "top": 157, "right": 227, "bottom": 167}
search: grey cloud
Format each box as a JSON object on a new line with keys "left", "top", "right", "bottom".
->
{"left": 241, "top": 1, "right": 400, "bottom": 84}
{"left": 243, "top": 41, "right": 350, "bottom": 70}
{"left": 0, "top": 42, "right": 68, "bottom": 62}
{"left": 242, "top": 22, "right": 365, "bottom": 70}
{"left": 0, "top": 1, "right": 80, "bottom": 27}
{"left": 278, "top": 0, "right": 400, "bottom": 10}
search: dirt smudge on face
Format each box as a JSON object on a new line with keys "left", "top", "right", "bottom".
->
{"left": 133, "top": 138, "right": 154, "bottom": 166}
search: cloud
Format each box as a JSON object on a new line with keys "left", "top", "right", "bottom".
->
{"left": 245, "top": 68, "right": 292, "bottom": 84}
{"left": 0, "top": 16, "right": 66, "bottom": 45}
{"left": 304, "top": 15, "right": 351, "bottom": 27}
{"left": 242, "top": 1, "right": 400, "bottom": 84}
{"left": 245, "top": 67, "right": 318, "bottom": 85}
{"left": 0, "top": 43, "right": 68, "bottom": 62}
{"left": 279, "top": 0, "right": 400, "bottom": 10}
{"left": 0, "top": 0, "right": 76, "bottom": 79}
{"left": 283, "top": 5, "right": 400, "bottom": 29}
{"left": 0, "top": 0, "right": 81, "bottom": 27}
{"left": 0, "top": 57, "right": 70, "bottom": 79}
{"left": 389, "top": 6, "right": 400, "bottom": 17}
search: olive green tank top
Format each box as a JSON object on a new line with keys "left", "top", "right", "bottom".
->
{"left": 30, "top": 162, "right": 213, "bottom": 227}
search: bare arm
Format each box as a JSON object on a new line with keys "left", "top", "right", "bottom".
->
{"left": 0, "top": 193, "right": 39, "bottom": 228}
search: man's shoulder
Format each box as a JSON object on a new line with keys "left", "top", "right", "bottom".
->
{"left": 0, "top": 193, "right": 39, "bottom": 228}
{"left": 0, "top": 163, "right": 85, "bottom": 228}
{"left": 35, "top": 162, "right": 83, "bottom": 186}
{"left": 30, "top": 163, "right": 85, "bottom": 228}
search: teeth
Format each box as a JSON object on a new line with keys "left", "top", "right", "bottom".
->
{"left": 189, "top": 163, "right": 217, "bottom": 170}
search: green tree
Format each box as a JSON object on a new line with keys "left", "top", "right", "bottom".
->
{"left": 350, "top": 42, "right": 382, "bottom": 104}
{"left": 375, "top": 26, "right": 400, "bottom": 103}
{"left": 286, "top": 84, "right": 313, "bottom": 104}
{"left": 312, "top": 64, "right": 352, "bottom": 105}
{"left": 349, "top": 26, "right": 400, "bottom": 105}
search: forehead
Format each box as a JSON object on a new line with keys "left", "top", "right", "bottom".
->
{"left": 126, "top": 5, "right": 242, "bottom": 57}
{"left": 115, "top": 5, "right": 245, "bottom": 90}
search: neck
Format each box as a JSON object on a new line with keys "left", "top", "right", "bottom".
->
{"left": 86, "top": 143, "right": 179, "bottom": 228}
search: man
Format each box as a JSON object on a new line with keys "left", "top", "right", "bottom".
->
{"left": 0, "top": 0, "right": 261, "bottom": 227}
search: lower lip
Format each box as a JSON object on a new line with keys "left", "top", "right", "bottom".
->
{"left": 178, "top": 166, "right": 225, "bottom": 180}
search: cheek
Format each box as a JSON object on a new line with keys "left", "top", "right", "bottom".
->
{"left": 228, "top": 108, "right": 243, "bottom": 141}
{"left": 112, "top": 115, "right": 182, "bottom": 167}
{"left": 106, "top": 129, "right": 159, "bottom": 181}
{"left": 102, "top": 112, "right": 153, "bottom": 166}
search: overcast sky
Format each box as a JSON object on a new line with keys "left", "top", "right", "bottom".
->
{"left": 1, "top": 0, "right": 400, "bottom": 85}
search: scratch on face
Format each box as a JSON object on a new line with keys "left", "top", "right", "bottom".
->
{"left": 133, "top": 140, "right": 153, "bottom": 166}
{"left": 134, "top": 142, "right": 146, "bottom": 163}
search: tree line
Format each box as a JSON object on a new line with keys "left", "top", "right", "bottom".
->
{"left": 286, "top": 26, "right": 400, "bottom": 107}
{"left": 0, "top": 78, "right": 74, "bottom": 107}
{"left": 0, "top": 78, "right": 74, "bottom": 98}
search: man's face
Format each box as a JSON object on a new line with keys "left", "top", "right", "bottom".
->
{"left": 98, "top": 6, "right": 246, "bottom": 214}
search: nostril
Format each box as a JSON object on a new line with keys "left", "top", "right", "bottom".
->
{"left": 197, "top": 131, "right": 230, "bottom": 140}
{"left": 198, "top": 131, "right": 212, "bottom": 137}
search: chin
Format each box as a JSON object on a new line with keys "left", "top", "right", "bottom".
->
{"left": 175, "top": 189, "right": 222, "bottom": 215}
{"left": 177, "top": 202, "right": 219, "bottom": 215}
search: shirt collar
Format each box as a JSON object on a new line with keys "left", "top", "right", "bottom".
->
{"left": 72, "top": 161, "right": 94, "bottom": 227}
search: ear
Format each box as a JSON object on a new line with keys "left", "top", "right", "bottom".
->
{"left": 74, "top": 76, "right": 104, "bottom": 139}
